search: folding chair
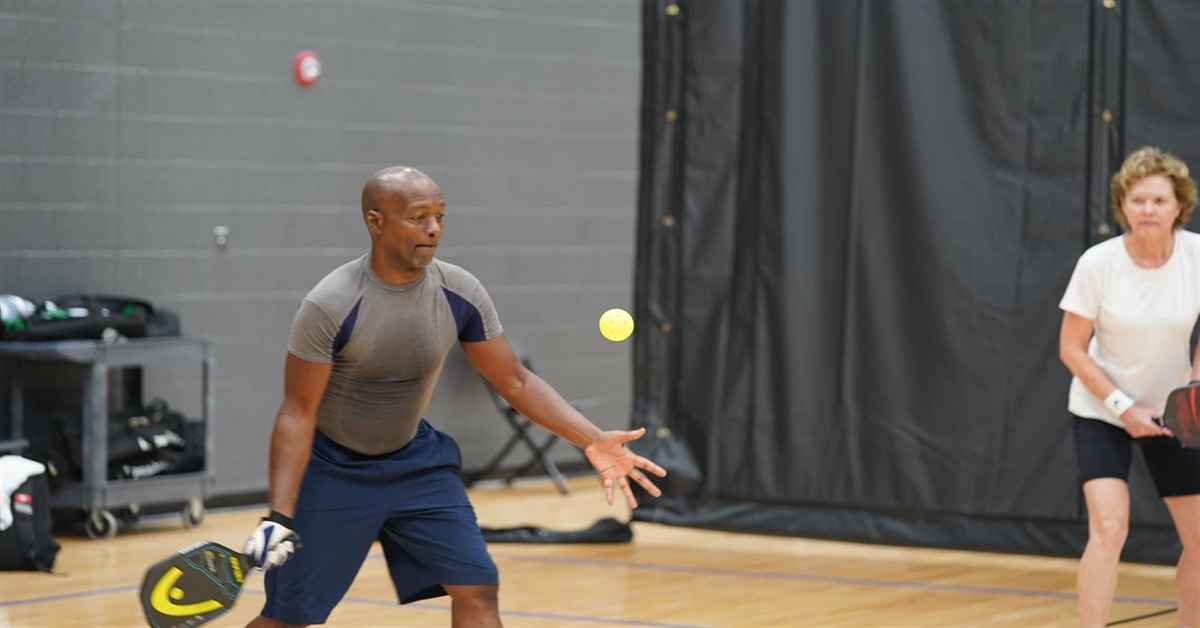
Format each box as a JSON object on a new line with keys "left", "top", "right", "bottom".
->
{"left": 465, "top": 351, "right": 591, "bottom": 495}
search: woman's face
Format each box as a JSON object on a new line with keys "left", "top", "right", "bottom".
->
{"left": 1122, "top": 174, "right": 1180, "bottom": 238}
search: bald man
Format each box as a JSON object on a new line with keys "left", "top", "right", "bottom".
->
{"left": 241, "top": 167, "right": 666, "bottom": 628}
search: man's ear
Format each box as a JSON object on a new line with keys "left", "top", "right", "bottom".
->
{"left": 365, "top": 209, "right": 383, "bottom": 235}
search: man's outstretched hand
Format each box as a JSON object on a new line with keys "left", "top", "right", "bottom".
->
{"left": 584, "top": 427, "right": 668, "bottom": 509}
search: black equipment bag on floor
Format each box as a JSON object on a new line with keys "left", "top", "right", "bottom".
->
{"left": 0, "top": 473, "right": 60, "bottom": 572}
{"left": 480, "top": 517, "right": 633, "bottom": 544}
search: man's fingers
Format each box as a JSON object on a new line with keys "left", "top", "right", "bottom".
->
{"left": 636, "top": 456, "right": 667, "bottom": 477}
{"left": 603, "top": 476, "right": 615, "bottom": 505}
{"left": 630, "top": 469, "right": 662, "bottom": 497}
{"left": 617, "top": 427, "right": 646, "bottom": 443}
{"left": 264, "top": 540, "right": 294, "bottom": 570}
{"left": 619, "top": 477, "right": 638, "bottom": 509}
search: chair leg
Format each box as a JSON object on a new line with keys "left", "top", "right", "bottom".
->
{"left": 471, "top": 357, "right": 589, "bottom": 495}
{"left": 465, "top": 412, "right": 533, "bottom": 487}
{"left": 512, "top": 433, "right": 569, "bottom": 494}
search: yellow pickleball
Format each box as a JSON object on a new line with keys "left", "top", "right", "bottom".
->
{"left": 598, "top": 308, "right": 635, "bottom": 342}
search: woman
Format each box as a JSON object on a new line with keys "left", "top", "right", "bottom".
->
{"left": 1060, "top": 146, "right": 1200, "bottom": 627}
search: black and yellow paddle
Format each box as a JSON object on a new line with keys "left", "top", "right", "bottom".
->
{"left": 139, "top": 541, "right": 252, "bottom": 628}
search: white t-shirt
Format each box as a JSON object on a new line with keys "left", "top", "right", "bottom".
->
{"left": 1059, "top": 230, "right": 1200, "bottom": 427}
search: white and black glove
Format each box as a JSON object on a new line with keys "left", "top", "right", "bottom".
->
{"left": 242, "top": 510, "right": 302, "bottom": 570}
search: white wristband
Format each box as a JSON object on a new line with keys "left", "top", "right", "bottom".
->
{"left": 1103, "top": 389, "right": 1134, "bottom": 418}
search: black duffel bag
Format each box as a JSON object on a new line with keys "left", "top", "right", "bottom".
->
{"left": 0, "top": 294, "right": 180, "bottom": 341}
{"left": 0, "top": 472, "right": 60, "bottom": 572}
{"left": 52, "top": 294, "right": 180, "bottom": 337}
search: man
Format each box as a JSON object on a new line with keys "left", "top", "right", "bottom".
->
{"left": 242, "top": 166, "right": 666, "bottom": 628}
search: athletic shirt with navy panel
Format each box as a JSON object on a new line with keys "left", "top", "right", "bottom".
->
{"left": 287, "top": 255, "right": 503, "bottom": 455}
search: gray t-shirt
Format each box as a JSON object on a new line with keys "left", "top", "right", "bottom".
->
{"left": 287, "top": 255, "right": 503, "bottom": 454}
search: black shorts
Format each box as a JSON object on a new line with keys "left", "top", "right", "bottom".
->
{"left": 1073, "top": 415, "right": 1200, "bottom": 498}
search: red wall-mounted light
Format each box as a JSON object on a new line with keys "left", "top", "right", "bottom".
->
{"left": 293, "top": 50, "right": 321, "bottom": 87}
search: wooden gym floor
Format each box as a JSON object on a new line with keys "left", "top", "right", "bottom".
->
{"left": 0, "top": 477, "right": 1181, "bottom": 627}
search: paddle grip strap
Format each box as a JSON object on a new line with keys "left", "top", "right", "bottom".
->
{"left": 264, "top": 510, "right": 295, "bottom": 528}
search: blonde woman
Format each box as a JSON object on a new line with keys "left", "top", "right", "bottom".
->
{"left": 1060, "top": 146, "right": 1200, "bottom": 627}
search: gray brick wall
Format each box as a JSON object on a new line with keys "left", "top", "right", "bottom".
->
{"left": 1, "top": 0, "right": 638, "bottom": 495}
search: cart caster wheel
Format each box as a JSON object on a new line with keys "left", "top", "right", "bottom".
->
{"left": 118, "top": 503, "right": 142, "bottom": 525}
{"left": 182, "top": 498, "right": 205, "bottom": 529}
{"left": 85, "top": 510, "right": 118, "bottom": 540}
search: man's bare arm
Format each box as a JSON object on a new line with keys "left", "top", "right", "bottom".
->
{"left": 462, "top": 335, "right": 666, "bottom": 507}
{"left": 268, "top": 353, "right": 332, "bottom": 517}
{"left": 460, "top": 336, "right": 600, "bottom": 448}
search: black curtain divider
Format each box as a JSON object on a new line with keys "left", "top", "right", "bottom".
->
{"left": 632, "top": 0, "right": 1200, "bottom": 565}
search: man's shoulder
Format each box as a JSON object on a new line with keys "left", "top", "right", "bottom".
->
{"left": 431, "top": 258, "right": 486, "bottom": 295}
{"left": 303, "top": 256, "right": 367, "bottom": 317}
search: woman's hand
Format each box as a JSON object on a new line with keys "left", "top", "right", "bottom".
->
{"left": 1120, "top": 405, "right": 1173, "bottom": 439}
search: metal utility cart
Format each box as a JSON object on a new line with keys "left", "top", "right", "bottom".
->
{"left": 0, "top": 337, "right": 213, "bottom": 539}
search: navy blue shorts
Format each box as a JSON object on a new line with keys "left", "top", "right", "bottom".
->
{"left": 1073, "top": 415, "right": 1200, "bottom": 497}
{"left": 261, "top": 420, "right": 498, "bottom": 625}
